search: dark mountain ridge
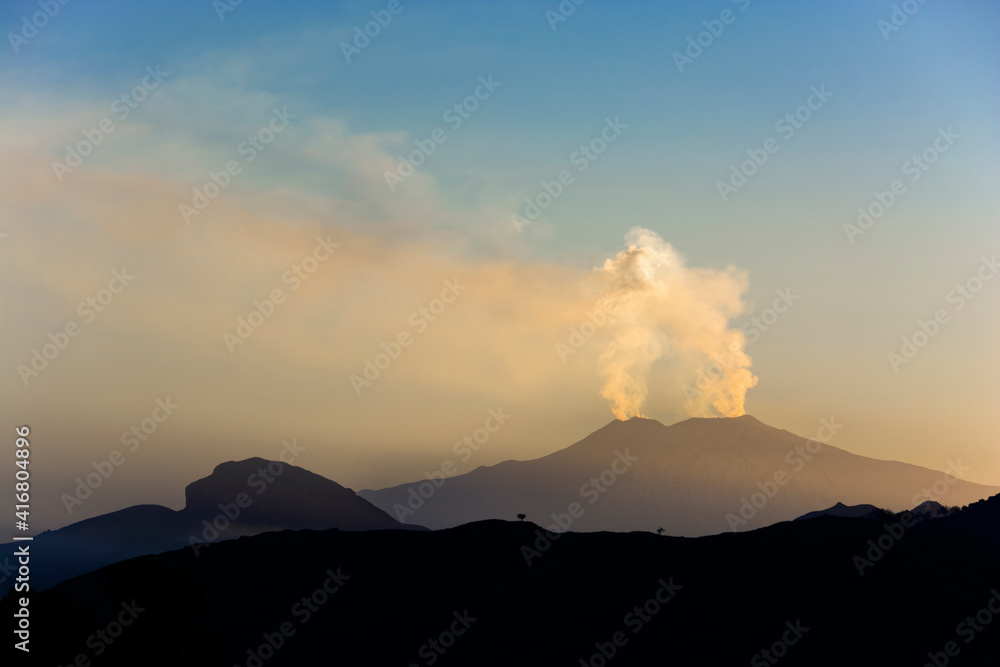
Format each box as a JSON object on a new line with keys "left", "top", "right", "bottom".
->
{"left": 7, "top": 490, "right": 1000, "bottom": 666}
{"left": 0, "top": 457, "right": 422, "bottom": 597}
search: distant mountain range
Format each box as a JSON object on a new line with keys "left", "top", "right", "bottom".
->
{"left": 795, "top": 499, "right": 955, "bottom": 522}
{"left": 0, "top": 457, "right": 421, "bottom": 597}
{"left": 5, "top": 414, "right": 997, "bottom": 608}
{"left": 360, "top": 415, "right": 999, "bottom": 535}
{"left": 796, "top": 501, "right": 885, "bottom": 521}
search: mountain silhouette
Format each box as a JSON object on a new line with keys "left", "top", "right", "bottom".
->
{"left": 910, "top": 499, "right": 954, "bottom": 521}
{"left": 360, "top": 415, "right": 999, "bottom": 535}
{"left": 795, "top": 501, "right": 883, "bottom": 521}
{"left": 8, "top": 493, "right": 1000, "bottom": 666}
{"left": 184, "top": 457, "right": 410, "bottom": 531}
{"left": 938, "top": 491, "right": 1000, "bottom": 544}
{"left": 0, "top": 457, "right": 422, "bottom": 597}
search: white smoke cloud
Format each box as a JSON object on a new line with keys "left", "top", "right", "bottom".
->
{"left": 595, "top": 227, "right": 757, "bottom": 419}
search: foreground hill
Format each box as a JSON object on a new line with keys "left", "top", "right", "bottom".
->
{"left": 360, "top": 415, "right": 999, "bottom": 535}
{"left": 0, "top": 457, "right": 421, "bottom": 597}
{"left": 7, "top": 494, "right": 1000, "bottom": 666}
{"left": 939, "top": 490, "right": 1000, "bottom": 544}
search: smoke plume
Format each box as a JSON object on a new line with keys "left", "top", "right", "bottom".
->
{"left": 595, "top": 227, "right": 757, "bottom": 419}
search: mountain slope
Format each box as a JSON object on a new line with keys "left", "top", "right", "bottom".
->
{"left": 938, "top": 491, "right": 1000, "bottom": 544}
{"left": 9, "top": 505, "right": 1000, "bottom": 666}
{"left": 184, "top": 457, "right": 410, "bottom": 532}
{"left": 0, "top": 457, "right": 421, "bottom": 597}
{"left": 360, "top": 415, "right": 999, "bottom": 536}
{"left": 795, "top": 502, "right": 882, "bottom": 521}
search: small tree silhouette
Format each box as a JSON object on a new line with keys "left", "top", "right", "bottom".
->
{"left": 517, "top": 513, "right": 527, "bottom": 522}
{"left": 656, "top": 527, "right": 664, "bottom": 535}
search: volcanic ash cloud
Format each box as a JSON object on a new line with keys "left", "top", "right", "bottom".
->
{"left": 595, "top": 227, "right": 757, "bottom": 419}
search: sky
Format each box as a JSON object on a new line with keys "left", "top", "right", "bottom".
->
{"left": 2, "top": 0, "right": 998, "bottom": 530}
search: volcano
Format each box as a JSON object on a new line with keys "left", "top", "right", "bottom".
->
{"left": 359, "top": 415, "right": 999, "bottom": 536}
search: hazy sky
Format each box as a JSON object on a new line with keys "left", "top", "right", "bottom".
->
{"left": 2, "top": 0, "right": 998, "bottom": 530}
